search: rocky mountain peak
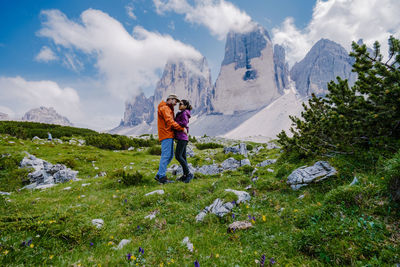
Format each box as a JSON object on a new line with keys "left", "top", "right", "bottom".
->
{"left": 153, "top": 56, "right": 212, "bottom": 115}
{"left": 22, "top": 106, "right": 73, "bottom": 126}
{"left": 290, "top": 38, "right": 357, "bottom": 97}
{"left": 120, "top": 93, "right": 154, "bottom": 127}
{"left": 210, "top": 24, "right": 281, "bottom": 115}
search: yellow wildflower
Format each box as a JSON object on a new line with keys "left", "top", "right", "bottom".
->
{"left": 49, "top": 255, "right": 54, "bottom": 259}
{"left": 171, "top": 259, "right": 175, "bottom": 263}
{"left": 107, "top": 241, "right": 113, "bottom": 245}
{"left": 381, "top": 177, "right": 385, "bottom": 180}
{"left": 159, "top": 263, "right": 164, "bottom": 267}
{"left": 216, "top": 253, "right": 220, "bottom": 258}
{"left": 30, "top": 244, "right": 34, "bottom": 248}
{"left": 246, "top": 205, "right": 249, "bottom": 209}
{"left": 262, "top": 215, "right": 266, "bottom": 222}
{"left": 110, "top": 235, "right": 114, "bottom": 239}
{"left": 293, "top": 209, "right": 299, "bottom": 212}
{"left": 3, "top": 250, "right": 9, "bottom": 255}
{"left": 317, "top": 202, "right": 322, "bottom": 206}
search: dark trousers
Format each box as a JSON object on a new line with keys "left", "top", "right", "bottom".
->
{"left": 175, "top": 140, "right": 189, "bottom": 176}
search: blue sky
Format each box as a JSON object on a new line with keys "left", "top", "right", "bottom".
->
{"left": 0, "top": 0, "right": 399, "bottom": 130}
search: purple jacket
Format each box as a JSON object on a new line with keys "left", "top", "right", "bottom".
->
{"left": 174, "top": 109, "right": 191, "bottom": 141}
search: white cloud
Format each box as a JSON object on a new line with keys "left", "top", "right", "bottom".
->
{"left": 38, "top": 9, "right": 202, "bottom": 101}
{"left": 126, "top": 5, "right": 137, "bottom": 20}
{"left": 35, "top": 46, "right": 58, "bottom": 62}
{"left": 0, "top": 76, "right": 82, "bottom": 122}
{"left": 153, "top": 0, "right": 256, "bottom": 40}
{"left": 272, "top": 0, "right": 400, "bottom": 66}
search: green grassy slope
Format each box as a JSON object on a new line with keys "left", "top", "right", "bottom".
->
{"left": 0, "top": 133, "right": 399, "bottom": 266}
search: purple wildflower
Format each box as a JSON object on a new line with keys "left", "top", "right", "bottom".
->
{"left": 260, "top": 254, "right": 265, "bottom": 267}
{"left": 231, "top": 200, "right": 236, "bottom": 205}
{"left": 137, "top": 226, "right": 140, "bottom": 230}
{"left": 194, "top": 260, "right": 200, "bottom": 267}
{"left": 252, "top": 216, "right": 256, "bottom": 221}
{"left": 124, "top": 199, "right": 127, "bottom": 203}
{"left": 127, "top": 253, "right": 132, "bottom": 261}
{"left": 269, "top": 258, "right": 276, "bottom": 265}
{"left": 139, "top": 247, "right": 144, "bottom": 254}
{"left": 27, "top": 239, "right": 32, "bottom": 246}
{"left": 21, "top": 241, "right": 26, "bottom": 246}
{"left": 248, "top": 215, "right": 251, "bottom": 220}
{"left": 232, "top": 214, "right": 235, "bottom": 219}
{"left": 90, "top": 242, "right": 94, "bottom": 246}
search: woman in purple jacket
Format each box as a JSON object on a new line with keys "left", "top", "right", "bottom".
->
{"left": 174, "top": 99, "right": 194, "bottom": 183}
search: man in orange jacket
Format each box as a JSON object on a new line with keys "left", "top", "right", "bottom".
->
{"left": 155, "top": 94, "right": 187, "bottom": 184}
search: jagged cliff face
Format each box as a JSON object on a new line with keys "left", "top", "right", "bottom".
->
{"left": 290, "top": 38, "right": 357, "bottom": 97}
{"left": 273, "top": 44, "right": 289, "bottom": 95}
{"left": 210, "top": 25, "right": 282, "bottom": 115}
{"left": 120, "top": 93, "right": 154, "bottom": 127}
{"left": 21, "top": 106, "right": 73, "bottom": 126}
{"left": 153, "top": 57, "right": 212, "bottom": 115}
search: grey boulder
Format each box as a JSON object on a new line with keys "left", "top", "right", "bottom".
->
{"left": 287, "top": 161, "right": 337, "bottom": 190}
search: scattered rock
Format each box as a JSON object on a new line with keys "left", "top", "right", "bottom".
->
{"left": 20, "top": 153, "right": 79, "bottom": 190}
{"left": 186, "top": 146, "right": 195, "bottom": 157}
{"left": 266, "top": 142, "right": 280, "bottom": 150}
{"left": 113, "top": 239, "right": 131, "bottom": 250}
{"left": 267, "top": 168, "right": 274, "bottom": 173}
{"left": 63, "top": 187, "right": 72, "bottom": 190}
{"left": 240, "top": 159, "right": 251, "bottom": 166}
{"left": 253, "top": 145, "right": 264, "bottom": 154}
{"left": 182, "top": 237, "right": 194, "bottom": 252}
{"left": 298, "top": 194, "right": 305, "bottom": 199}
{"left": 0, "top": 191, "right": 11, "bottom": 196}
{"left": 196, "top": 198, "right": 235, "bottom": 222}
{"left": 256, "top": 159, "right": 277, "bottom": 167}
{"left": 350, "top": 176, "right": 359, "bottom": 186}
{"left": 287, "top": 161, "right": 337, "bottom": 190}
{"left": 92, "top": 219, "right": 104, "bottom": 229}
{"left": 32, "top": 136, "right": 41, "bottom": 141}
{"left": 144, "top": 210, "right": 159, "bottom": 220}
{"left": 128, "top": 146, "right": 135, "bottom": 151}
{"left": 145, "top": 190, "right": 165, "bottom": 196}
{"left": 82, "top": 183, "right": 91, "bottom": 187}
{"left": 196, "top": 164, "right": 222, "bottom": 175}
{"left": 225, "top": 189, "right": 251, "bottom": 203}
{"left": 228, "top": 221, "right": 253, "bottom": 232}
{"left": 224, "top": 143, "right": 248, "bottom": 156}
{"left": 221, "top": 157, "right": 241, "bottom": 170}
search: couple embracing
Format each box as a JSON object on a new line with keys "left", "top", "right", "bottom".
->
{"left": 154, "top": 94, "right": 194, "bottom": 184}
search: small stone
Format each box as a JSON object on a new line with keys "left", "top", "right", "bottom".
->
{"left": 63, "top": 187, "right": 72, "bottom": 190}
{"left": 182, "top": 237, "right": 194, "bottom": 252}
{"left": 145, "top": 190, "right": 165, "bottom": 196}
{"left": 228, "top": 221, "right": 253, "bottom": 232}
{"left": 350, "top": 176, "right": 358, "bottom": 186}
{"left": 298, "top": 194, "right": 305, "bottom": 199}
{"left": 256, "top": 159, "right": 277, "bottom": 167}
{"left": 225, "top": 189, "right": 251, "bottom": 203}
{"left": 0, "top": 191, "right": 11, "bottom": 196}
{"left": 92, "top": 219, "right": 104, "bottom": 229}
{"left": 113, "top": 239, "right": 131, "bottom": 250}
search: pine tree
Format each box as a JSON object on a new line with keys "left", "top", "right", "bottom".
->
{"left": 278, "top": 36, "right": 400, "bottom": 156}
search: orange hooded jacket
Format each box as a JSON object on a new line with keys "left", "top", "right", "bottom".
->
{"left": 157, "top": 101, "right": 184, "bottom": 141}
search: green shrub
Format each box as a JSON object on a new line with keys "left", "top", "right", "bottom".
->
{"left": 237, "top": 165, "right": 254, "bottom": 175}
{"left": 275, "top": 163, "right": 296, "bottom": 179}
{"left": 195, "top": 142, "right": 224, "bottom": 150}
{"left": 246, "top": 144, "right": 253, "bottom": 151}
{"left": 148, "top": 146, "right": 162, "bottom": 155}
{"left": 189, "top": 135, "right": 197, "bottom": 143}
{"left": 121, "top": 171, "right": 144, "bottom": 186}
{"left": 384, "top": 150, "right": 400, "bottom": 204}
{"left": 57, "top": 158, "right": 77, "bottom": 169}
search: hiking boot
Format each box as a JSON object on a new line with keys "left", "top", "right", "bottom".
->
{"left": 183, "top": 173, "right": 194, "bottom": 183}
{"left": 158, "top": 176, "right": 175, "bottom": 184}
{"left": 177, "top": 174, "right": 186, "bottom": 182}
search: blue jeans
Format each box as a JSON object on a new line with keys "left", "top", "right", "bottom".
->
{"left": 156, "top": 138, "right": 174, "bottom": 178}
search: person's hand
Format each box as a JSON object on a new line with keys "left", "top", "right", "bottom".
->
{"left": 183, "top": 128, "right": 188, "bottom": 135}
